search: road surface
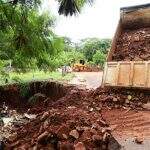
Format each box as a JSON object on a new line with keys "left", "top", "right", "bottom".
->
{"left": 102, "top": 108, "right": 150, "bottom": 150}
{"left": 69, "top": 72, "right": 103, "bottom": 89}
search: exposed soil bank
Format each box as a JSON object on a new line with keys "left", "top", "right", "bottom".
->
{"left": 0, "top": 81, "right": 71, "bottom": 113}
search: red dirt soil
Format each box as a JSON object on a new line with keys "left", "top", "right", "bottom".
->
{"left": 102, "top": 108, "right": 150, "bottom": 138}
{"left": 1, "top": 82, "right": 150, "bottom": 149}
{"left": 4, "top": 88, "right": 120, "bottom": 150}
{"left": 112, "top": 27, "right": 150, "bottom": 61}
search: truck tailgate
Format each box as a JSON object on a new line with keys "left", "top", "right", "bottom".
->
{"left": 102, "top": 61, "right": 150, "bottom": 88}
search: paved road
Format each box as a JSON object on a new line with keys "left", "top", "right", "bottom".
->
{"left": 69, "top": 72, "right": 103, "bottom": 89}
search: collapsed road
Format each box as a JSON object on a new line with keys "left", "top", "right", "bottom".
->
{"left": 0, "top": 81, "right": 150, "bottom": 149}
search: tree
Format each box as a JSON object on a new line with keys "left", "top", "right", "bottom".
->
{"left": 2, "top": 0, "right": 93, "bottom": 16}
{"left": 0, "top": 1, "right": 65, "bottom": 70}
{"left": 49, "top": 50, "right": 84, "bottom": 69}
{"left": 93, "top": 51, "right": 106, "bottom": 67}
{"left": 79, "top": 38, "right": 111, "bottom": 62}
{"left": 62, "top": 36, "right": 74, "bottom": 52}
{"left": 0, "top": 0, "right": 93, "bottom": 70}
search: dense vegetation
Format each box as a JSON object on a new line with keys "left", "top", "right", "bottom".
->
{"left": 0, "top": 0, "right": 111, "bottom": 84}
{"left": 78, "top": 38, "right": 111, "bottom": 67}
{"left": 51, "top": 37, "right": 111, "bottom": 69}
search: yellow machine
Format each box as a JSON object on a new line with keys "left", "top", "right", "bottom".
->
{"left": 73, "top": 60, "right": 86, "bottom": 72}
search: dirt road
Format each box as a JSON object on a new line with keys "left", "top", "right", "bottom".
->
{"left": 102, "top": 108, "right": 150, "bottom": 150}
{"left": 69, "top": 72, "right": 103, "bottom": 89}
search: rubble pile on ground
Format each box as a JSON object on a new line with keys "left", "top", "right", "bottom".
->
{"left": 3, "top": 88, "right": 120, "bottom": 150}
{"left": 89, "top": 87, "right": 150, "bottom": 110}
{"left": 1, "top": 82, "right": 150, "bottom": 149}
{"left": 112, "top": 27, "right": 150, "bottom": 61}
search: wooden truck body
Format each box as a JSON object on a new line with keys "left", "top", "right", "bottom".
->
{"left": 102, "top": 3, "right": 150, "bottom": 89}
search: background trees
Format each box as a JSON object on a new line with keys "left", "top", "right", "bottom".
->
{"left": 78, "top": 38, "right": 111, "bottom": 67}
{"left": 0, "top": 0, "right": 111, "bottom": 84}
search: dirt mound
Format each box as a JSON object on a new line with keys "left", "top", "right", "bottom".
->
{"left": 3, "top": 88, "right": 121, "bottom": 150}
{"left": 102, "top": 108, "right": 150, "bottom": 138}
{"left": 112, "top": 27, "right": 150, "bottom": 61}
{"left": 89, "top": 87, "right": 150, "bottom": 110}
{"left": 1, "top": 81, "right": 150, "bottom": 149}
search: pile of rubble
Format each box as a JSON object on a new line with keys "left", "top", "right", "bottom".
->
{"left": 3, "top": 88, "right": 121, "bottom": 150}
{"left": 0, "top": 82, "right": 150, "bottom": 149}
{"left": 112, "top": 27, "right": 150, "bottom": 61}
{"left": 89, "top": 87, "right": 150, "bottom": 110}
{"left": 0, "top": 102, "right": 36, "bottom": 142}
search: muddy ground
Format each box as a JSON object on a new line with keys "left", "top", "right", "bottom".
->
{"left": 112, "top": 27, "right": 150, "bottom": 61}
{"left": 0, "top": 80, "right": 150, "bottom": 150}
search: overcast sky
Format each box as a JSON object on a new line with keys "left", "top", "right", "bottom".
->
{"left": 42, "top": 0, "right": 150, "bottom": 42}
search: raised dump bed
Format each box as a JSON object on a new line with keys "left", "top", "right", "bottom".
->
{"left": 103, "top": 61, "right": 150, "bottom": 88}
{"left": 102, "top": 3, "right": 150, "bottom": 89}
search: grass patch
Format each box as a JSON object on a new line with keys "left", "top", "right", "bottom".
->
{"left": 0, "top": 71, "right": 75, "bottom": 85}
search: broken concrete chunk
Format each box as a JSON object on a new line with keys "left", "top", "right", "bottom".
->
{"left": 127, "top": 95, "right": 132, "bottom": 100}
{"left": 89, "top": 108, "right": 94, "bottom": 112}
{"left": 24, "top": 113, "right": 36, "bottom": 119}
{"left": 113, "top": 97, "right": 118, "bottom": 102}
{"left": 69, "top": 130, "right": 79, "bottom": 139}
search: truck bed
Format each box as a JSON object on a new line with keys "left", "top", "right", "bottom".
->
{"left": 102, "top": 61, "right": 150, "bottom": 88}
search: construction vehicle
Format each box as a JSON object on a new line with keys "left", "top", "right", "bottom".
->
{"left": 102, "top": 3, "right": 150, "bottom": 89}
{"left": 73, "top": 60, "right": 86, "bottom": 72}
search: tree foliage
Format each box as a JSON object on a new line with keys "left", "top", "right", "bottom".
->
{"left": 0, "top": 0, "right": 65, "bottom": 70}
{"left": 58, "top": 0, "right": 94, "bottom": 16}
{"left": 79, "top": 38, "right": 111, "bottom": 62}
{"left": 93, "top": 51, "right": 106, "bottom": 67}
{"left": 2, "top": 0, "right": 93, "bottom": 16}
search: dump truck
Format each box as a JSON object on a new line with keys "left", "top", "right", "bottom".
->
{"left": 102, "top": 3, "right": 150, "bottom": 89}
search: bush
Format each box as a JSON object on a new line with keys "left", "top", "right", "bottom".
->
{"left": 93, "top": 51, "right": 106, "bottom": 68}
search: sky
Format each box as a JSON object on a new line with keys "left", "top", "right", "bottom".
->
{"left": 42, "top": 0, "right": 150, "bottom": 42}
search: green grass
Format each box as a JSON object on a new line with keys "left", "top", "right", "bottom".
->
{"left": 1, "top": 71, "right": 75, "bottom": 85}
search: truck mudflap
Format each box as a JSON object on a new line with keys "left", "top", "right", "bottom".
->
{"left": 102, "top": 61, "right": 150, "bottom": 88}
